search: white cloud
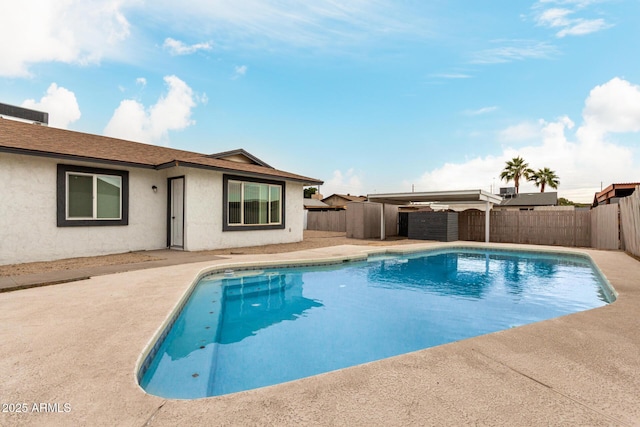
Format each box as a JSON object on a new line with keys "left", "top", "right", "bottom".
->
{"left": 0, "top": 0, "right": 133, "bottom": 77}
{"left": 323, "top": 169, "right": 364, "bottom": 197}
{"left": 136, "top": 77, "right": 147, "bottom": 87}
{"left": 163, "top": 37, "right": 213, "bottom": 55}
{"left": 431, "top": 73, "right": 472, "bottom": 79}
{"left": 412, "top": 78, "right": 640, "bottom": 203}
{"left": 104, "top": 75, "right": 197, "bottom": 145}
{"left": 233, "top": 65, "right": 248, "bottom": 79}
{"left": 465, "top": 106, "right": 498, "bottom": 116}
{"left": 21, "top": 83, "right": 81, "bottom": 129}
{"left": 1, "top": 1, "right": 428, "bottom": 75}
{"left": 470, "top": 40, "right": 558, "bottom": 64}
{"left": 580, "top": 77, "right": 640, "bottom": 135}
{"left": 498, "top": 121, "right": 544, "bottom": 142}
{"left": 537, "top": 8, "right": 573, "bottom": 27}
{"left": 152, "top": 0, "right": 429, "bottom": 51}
{"left": 556, "top": 18, "right": 609, "bottom": 37}
{"left": 534, "top": 1, "right": 612, "bottom": 37}
{"left": 198, "top": 92, "right": 209, "bottom": 106}
{"left": 538, "top": 0, "right": 598, "bottom": 5}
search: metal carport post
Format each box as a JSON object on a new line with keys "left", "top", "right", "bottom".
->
{"left": 485, "top": 200, "right": 491, "bottom": 243}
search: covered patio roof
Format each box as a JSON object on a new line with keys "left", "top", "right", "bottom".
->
{"left": 367, "top": 190, "right": 503, "bottom": 242}
{"left": 367, "top": 189, "right": 503, "bottom": 205}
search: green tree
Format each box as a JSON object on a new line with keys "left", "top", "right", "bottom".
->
{"left": 304, "top": 187, "right": 318, "bottom": 199}
{"left": 530, "top": 167, "right": 560, "bottom": 193}
{"left": 500, "top": 156, "right": 532, "bottom": 194}
{"left": 558, "top": 197, "right": 589, "bottom": 207}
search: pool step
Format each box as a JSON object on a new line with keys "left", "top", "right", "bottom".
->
{"left": 223, "top": 275, "right": 286, "bottom": 299}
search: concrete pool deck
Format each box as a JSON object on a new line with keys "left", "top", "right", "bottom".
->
{"left": 1, "top": 242, "right": 639, "bottom": 426}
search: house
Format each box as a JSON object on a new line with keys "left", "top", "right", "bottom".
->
{"left": 302, "top": 198, "right": 340, "bottom": 230}
{"left": 496, "top": 192, "right": 558, "bottom": 210}
{"left": 0, "top": 114, "right": 322, "bottom": 265}
{"left": 321, "top": 194, "right": 367, "bottom": 209}
{"left": 592, "top": 183, "right": 640, "bottom": 207}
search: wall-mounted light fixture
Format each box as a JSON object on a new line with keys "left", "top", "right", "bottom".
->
{"left": 152, "top": 185, "right": 158, "bottom": 193}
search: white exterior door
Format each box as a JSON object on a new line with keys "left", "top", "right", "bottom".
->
{"left": 169, "top": 177, "right": 184, "bottom": 248}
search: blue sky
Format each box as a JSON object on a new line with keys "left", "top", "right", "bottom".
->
{"left": 2, "top": 1, "right": 640, "bottom": 202}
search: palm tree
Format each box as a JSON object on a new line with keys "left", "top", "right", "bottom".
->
{"left": 500, "top": 156, "right": 532, "bottom": 194}
{"left": 530, "top": 167, "right": 560, "bottom": 192}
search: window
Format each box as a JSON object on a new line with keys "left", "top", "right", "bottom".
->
{"left": 57, "top": 165, "right": 129, "bottom": 227}
{"left": 223, "top": 175, "right": 285, "bottom": 231}
{"left": 67, "top": 173, "right": 122, "bottom": 219}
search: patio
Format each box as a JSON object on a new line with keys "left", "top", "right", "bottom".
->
{"left": 1, "top": 240, "right": 639, "bottom": 426}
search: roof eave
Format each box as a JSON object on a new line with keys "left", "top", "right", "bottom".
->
{"left": 163, "top": 160, "right": 323, "bottom": 185}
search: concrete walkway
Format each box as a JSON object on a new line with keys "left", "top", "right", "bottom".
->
{"left": 1, "top": 242, "right": 639, "bottom": 426}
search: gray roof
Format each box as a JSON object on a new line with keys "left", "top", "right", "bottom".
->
{"left": 500, "top": 192, "right": 558, "bottom": 207}
{"left": 322, "top": 194, "right": 367, "bottom": 203}
{"left": 303, "top": 198, "right": 331, "bottom": 209}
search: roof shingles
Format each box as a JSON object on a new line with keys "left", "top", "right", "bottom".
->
{"left": 0, "top": 118, "right": 322, "bottom": 184}
{"left": 500, "top": 192, "right": 557, "bottom": 207}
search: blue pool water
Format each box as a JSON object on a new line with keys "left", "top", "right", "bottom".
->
{"left": 139, "top": 248, "right": 614, "bottom": 399}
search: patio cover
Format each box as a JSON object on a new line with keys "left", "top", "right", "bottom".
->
{"left": 367, "top": 190, "right": 503, "bottom": 242}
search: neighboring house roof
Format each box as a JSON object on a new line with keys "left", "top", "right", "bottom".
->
{"left": 322, "top": 194, "right": 367, "bottom": 205}
{"left": 303, "top": 198, "right": 331, "bottom": 209}
{"left": 500, "top": 192, "right": 558, "bottom": 207}
{"left": 593, "top": 182, "right": 640, "bottom": 207}
{"left": 0, "top": 118, "right": 322, "bottom": 185}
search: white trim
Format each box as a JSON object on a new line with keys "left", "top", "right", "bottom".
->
{"left": 65, "top": 171, "right": 123, "bottom": 220}
{"left": 227, "top": 180, "right": 283, "bottom": 227}
{"left": 367, "top": 189, "right": 503, "bottom": 205}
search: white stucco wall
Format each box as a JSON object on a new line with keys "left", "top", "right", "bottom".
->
{"left": 0, "top": 153, "right": 168, "bottom": 265}
{"left": 180, "top": 168, "right": 305, "bottom": 251}
{"left": 1, "top": 153, "right": 308, "bottom": 264}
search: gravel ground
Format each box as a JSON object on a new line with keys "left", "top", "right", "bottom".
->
{"left": 200, "top": 230, "right": 417, "bottom": 255}
{"left": 0, "top": 252, "right": 159, "bottom": 277}
{"left": 0, "top": 231, "right": 419, "bottom": 277}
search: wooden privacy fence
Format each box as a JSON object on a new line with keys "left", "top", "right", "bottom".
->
{"left": 306, "top": 210, "right": 346, "bottom": 232}
{"left": 306, "top": 203, "right": 399, "bottom": 236}
{"left": 591, "top": 204, "right": 620, "bottom": 250}
{"left": 309, "top": 198, "right": 639, "bottom": 252}
{"left": 459, "top": 210, "right": 591, "bottom": 247}
{"left": 620, "top": 186, "right": 640, "bottom": 257}
{"left": 346, "top": 202, "right": 398, "bottom": 239}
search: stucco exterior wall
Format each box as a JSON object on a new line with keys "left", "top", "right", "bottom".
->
{"left": 0, "top": 153, "right": 307, "bottom": 265}
{"left": 181, "top": 168, "right": 304, "bottom": 251}
{"left": 0, "top": 153, "right": 168, "bottom": 265}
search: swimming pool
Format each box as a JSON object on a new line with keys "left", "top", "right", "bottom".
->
{"left": 138, "top": 248, "right": 614, "bottom": 399}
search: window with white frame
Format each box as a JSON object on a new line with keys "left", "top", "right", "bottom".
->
{"left": 224, "top": 175, "right": 284, "bottom": 230}
{"left": 57, "top": 165, "right": 129, "bottom": 227}
{"left": 67, "top": 173, "right": 122, "bottom": 219}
